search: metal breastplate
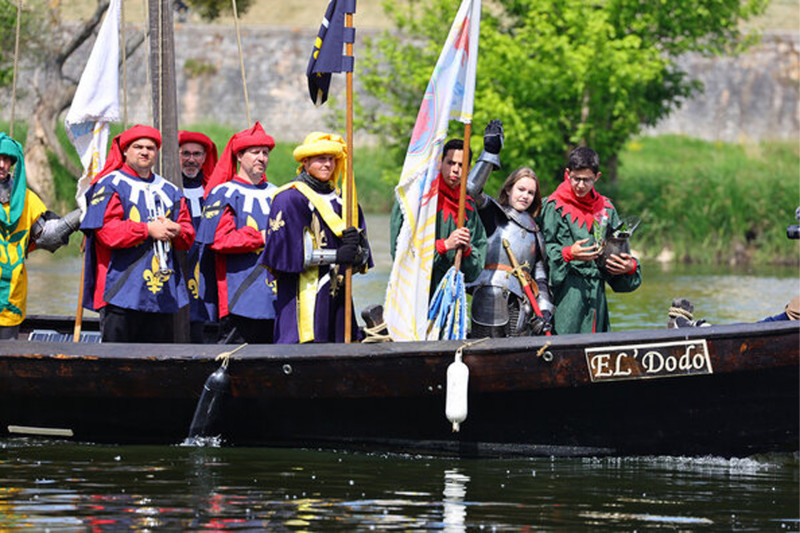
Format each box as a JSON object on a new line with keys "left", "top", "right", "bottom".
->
{"left": 469, "top": 204, "right": 539, "bottom": 300}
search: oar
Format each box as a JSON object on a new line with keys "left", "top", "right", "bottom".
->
{"left": 502, "top": 238, "right": 551, "bottom": 336}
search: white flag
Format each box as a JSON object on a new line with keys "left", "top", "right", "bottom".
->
{"left": 65, "top": 0, "right": 121, "bottom": 211}
{"left": 384, "top": 0, "right": 481, "bottom": 341}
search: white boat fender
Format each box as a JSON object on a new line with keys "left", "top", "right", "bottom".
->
{"left": 188, "top": 343, "right": 246, "bottom": 439}
{"left": 445, "top": 339, "right": 486, "bottom": 433}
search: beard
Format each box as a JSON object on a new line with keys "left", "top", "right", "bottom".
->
{"left": 182, "top": 164, "right": 201, "bottom": 178}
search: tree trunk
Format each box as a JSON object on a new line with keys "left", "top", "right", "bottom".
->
{"left": 24, "top": 59, "right": 77, "bottom": 207}
{"left": 604, "top": 153, "right": 619, "bottom": 184}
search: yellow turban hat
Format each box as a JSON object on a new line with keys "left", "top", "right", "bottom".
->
{"left": 293, "top": 131, "right": 358, "bottom": 225}
{"left": 293, "top": 132, "right": 347, "bottom": 185}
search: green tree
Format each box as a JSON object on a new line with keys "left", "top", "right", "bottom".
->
{"left": 0, "top": 0, "right": 33, "bottom": 89}
{"left": 0, "top": 0, "right": 15, "bottom": 87}
{"left": 358, "top": 0, "right": 767, "bottom": 191}
{"left": 0, "top": 0, "right": 253, "bottom": 206}
{"left": 184, "top": 0, "right": 255, "bottom": 21}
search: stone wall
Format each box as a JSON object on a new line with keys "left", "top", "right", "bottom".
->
{"left": 643, "top": 31, "right": 799, "bottom": 143}
{"left": 3, "top": 25, "right": 798, "bottom": 144}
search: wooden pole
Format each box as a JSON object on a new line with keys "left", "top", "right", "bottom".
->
{"left": 453, "top": 122, "right": 472, "bottom": 271}
{"left": 343, "top": 11, "right": 355, "bottom": 343}
{"left": 148, "top": 0, "right": 188, "bottom": 342}
{"left": 120, "top": 0, "right": 128, "bottom": 128}
{"left": 231, "top": 0, "right": 251, "bottom": 126}
{"left": 9, "top": 0, "right": 22, "bottom": 137}
{"left": 72, "top": 238, "right": 86, "bottom": 342}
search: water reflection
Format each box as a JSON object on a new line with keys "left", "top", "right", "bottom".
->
{"left": 0, "top": 442, "right": 796, "bottom": 530}
{"left": 442, "top": 469, "right": 469, "bottom": 532}
{"left": 27, "top": 214, "right": 799, "bottom": 330}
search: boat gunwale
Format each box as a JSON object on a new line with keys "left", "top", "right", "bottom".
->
{"left": 1, "top": 318, "right": 797, "bottom": 364}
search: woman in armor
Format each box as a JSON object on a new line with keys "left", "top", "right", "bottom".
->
{"left": 467, "top": 166, "right": 553, "bottom": 337}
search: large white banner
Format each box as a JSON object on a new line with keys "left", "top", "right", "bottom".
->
{"left": 384, "top": 0, "right": 482, "bottom": 341}
{"left": 65, "top": 0, "right": 121, "bottom": 211}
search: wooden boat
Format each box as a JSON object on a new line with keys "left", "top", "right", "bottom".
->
{"left": 0, "top": 315, "right": 797, "bottom": 457}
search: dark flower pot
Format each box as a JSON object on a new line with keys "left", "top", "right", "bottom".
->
{"left": 597, "top": 236, "right": 630, "bottom": 274}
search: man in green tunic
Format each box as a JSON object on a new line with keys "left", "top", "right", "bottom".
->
{"left": 390, "top": 138, "right": 490, "bottom": 297}
{"left": 542, "top": 147, "right": 641, "bottom": 334}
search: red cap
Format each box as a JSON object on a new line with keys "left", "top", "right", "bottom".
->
{"left": 179, "top": 130, "right": 219, "bottom": 186}
{"left": 204, "top": 122, "right": 275, "bottom": 197}
{"left": 93, "top": 125, "right": 162, "bottom": 184}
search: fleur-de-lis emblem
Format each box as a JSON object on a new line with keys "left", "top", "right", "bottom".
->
{"left": 143, "top": 254, "right": 170, "bottom": 294}
{"left": 90, "top": 186, "right": 108, "bottom": 206}
{"left": 311, "top": 214, "right": 326, "bottom": 249}
{"left": 187, "top": 261, "right": 200, "bottom": 299}
{"left": 203, "top": 200, "right": 222, "bottom": 219}
{"left": 269, "top": 211, "right": 285, "bottom": 233}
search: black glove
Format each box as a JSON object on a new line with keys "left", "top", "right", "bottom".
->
{"left": 483, "top": 119, "right": 504, "bottom": 155}
{"left": 341, "top": 227, "right": 360, "bottom": 246}
{"left": 530, "top": 309, "right": 552, "bottom": 336}
{"left": 336, "top": 244, "right": 359, "bottom": 265}
{"left": 336, "top": 227, "right": 361, "bottom": 265}
{"left": 541, "top": 310, "right": 553, "bottom": 332}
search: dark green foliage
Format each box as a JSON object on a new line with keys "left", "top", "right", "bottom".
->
{"left": 183, "top": 0, "right": 255, "bottom": 21}
{"left": 357, "top": 0, "right": 768, "bottom": 194}
{"left": 0, "top": 0, "right": 32, "bottom": 88}
{"left": 609, "top": 135, "right": 799, "bottom": 264}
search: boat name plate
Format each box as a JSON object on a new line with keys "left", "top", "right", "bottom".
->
{"left": 585, "top": 339, "right": 712, "bottom": 382}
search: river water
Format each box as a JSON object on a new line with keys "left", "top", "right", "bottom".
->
{"left": 6, "top": 214, "right": 799, "bottom": 530}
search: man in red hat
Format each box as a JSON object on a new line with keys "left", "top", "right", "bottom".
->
{"left": 196, "top": 122, "right": 277, "bottom": 344}
{"left": 178, "top": 130, "right": 218, "bottom": 343}
{"left": 80, "top": 125, "right": 195, "bottom": 343}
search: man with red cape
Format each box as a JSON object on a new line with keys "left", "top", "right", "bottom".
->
{"left": 178, "top": 130, "right": 218, "bottom": 343}
{"left": 80, "top": 125, "right": 195, "bottom": 342}
{"left": 542, "top": 146, "right": 641, "bottom": 334}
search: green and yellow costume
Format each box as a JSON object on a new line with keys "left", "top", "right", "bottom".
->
{"left": 0, "top": 134, "right": 48, "bottom": 327}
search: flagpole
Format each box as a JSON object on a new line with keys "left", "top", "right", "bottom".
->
{"left": 343, "top": 9, "right": 355, "bottom": 343}
{"left": 453, "top": 122, "right": 472, "bottom": 271}
{"left": 73, "top": 238, "right": 86, "bottom": 342}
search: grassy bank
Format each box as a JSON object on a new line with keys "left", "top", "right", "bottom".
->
{"left": 608, "top": 135, "right": 799, "bottom": 265}
{"left": 2, "top": 121, "right": 797, "bottom": 265}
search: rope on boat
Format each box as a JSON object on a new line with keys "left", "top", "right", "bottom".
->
{"left": 361, "top": 322, "right": 392, "bottom": 343}
{"left": 454, "top": 337, "right": 487, "bottom": 359}
{"left": 668, "top": 305, "right": 694, "bottom": 320}
{"left": 536, "top": 341, "right": 551, "bottom": 358}
{"left": 215, "top": 342, "right": 248, "bottom": 368}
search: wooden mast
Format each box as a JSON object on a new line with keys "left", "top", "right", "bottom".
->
{"left": 148, "top": 0, "right": 188, "bottom": 342}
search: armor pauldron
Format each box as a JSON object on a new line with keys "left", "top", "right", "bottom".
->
{"left": 33, "top": 209, "right": 81, "bottom": 253}
{"left": 303, "top": 229, "right": 337, "bottom": 267}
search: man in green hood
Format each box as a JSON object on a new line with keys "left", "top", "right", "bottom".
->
{"left": 0, "top": 133, "right": 81, "bottom": 339}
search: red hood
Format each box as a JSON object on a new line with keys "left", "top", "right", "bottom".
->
{"left": 547, "top": 172, "right": 613, "bottom": 230}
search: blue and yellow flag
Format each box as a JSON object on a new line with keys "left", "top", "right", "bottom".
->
{"left": 306, "top": 0, "right": 356, "bottom": 106}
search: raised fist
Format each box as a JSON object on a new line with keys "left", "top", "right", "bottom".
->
{"left": 483, "top": 119, "right": 504, "bottom": 154}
